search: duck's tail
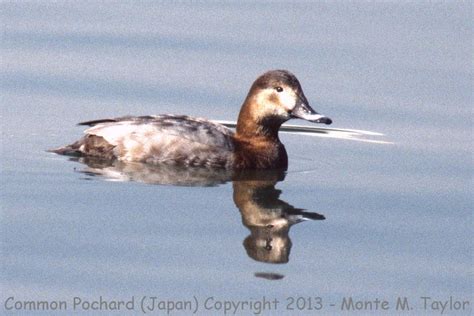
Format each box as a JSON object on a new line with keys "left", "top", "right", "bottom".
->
{"left": 47, "top": 141, "right": 83, "bottom": 157}
{"left": 48, "top": 135, "right": 116, "bottom": 159}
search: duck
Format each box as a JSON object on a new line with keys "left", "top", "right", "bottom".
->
{"left": 50, "top": 70, "right": 332, "bottom": 170}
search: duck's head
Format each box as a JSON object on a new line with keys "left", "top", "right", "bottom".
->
{"left": 238, "top": 70, "right": 332, "bottom": 134}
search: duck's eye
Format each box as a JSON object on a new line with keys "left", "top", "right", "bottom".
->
{"left": 275, "top": 86, "right": 283, "bottom": 92}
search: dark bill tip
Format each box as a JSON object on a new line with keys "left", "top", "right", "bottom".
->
{"left": 316, "top": 117, "right": 332, "bottom": 125}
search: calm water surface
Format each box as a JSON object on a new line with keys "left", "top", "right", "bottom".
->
{"left": 1, "top": 2, "right": 472, "bottom": 315}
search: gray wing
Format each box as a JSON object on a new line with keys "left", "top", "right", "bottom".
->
{"left": 84, "top": 115, "right": 234, "bottom": 149}
{"left": 83, "top": 115, "right": 236, "bottom": 167}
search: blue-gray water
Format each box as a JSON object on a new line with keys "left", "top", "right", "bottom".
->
{"left": 1, "top": 2, "right": 472, "bottom": 315}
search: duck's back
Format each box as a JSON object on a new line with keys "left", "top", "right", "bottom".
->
{"left": 59, "top": 115, "right": 236, "bottom": 168}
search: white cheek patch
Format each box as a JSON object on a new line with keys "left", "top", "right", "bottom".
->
{"left": 279, "top": 90, "right": 297, "bottom": 111}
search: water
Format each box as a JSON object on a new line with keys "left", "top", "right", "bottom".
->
{"left": 1, "top": 2, "right": 472, "bottom": 315}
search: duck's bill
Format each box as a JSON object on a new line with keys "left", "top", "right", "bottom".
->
{"left": 291, "top": 102, "right": 332, "bottom": 125}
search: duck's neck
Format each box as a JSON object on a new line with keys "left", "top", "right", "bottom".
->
{"left": 234, "top": 98, "right": 288, "bottom": 170}
{"left": 235, "top": 98, "right": 283, "bottom": 141}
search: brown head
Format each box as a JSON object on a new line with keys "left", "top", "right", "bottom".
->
{"left": 236, "top": 70, "right": 332, "bottom": 139}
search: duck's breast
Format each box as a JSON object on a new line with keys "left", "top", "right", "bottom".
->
{"left": 85, "top": 115, "right": 235, "bottom": 168}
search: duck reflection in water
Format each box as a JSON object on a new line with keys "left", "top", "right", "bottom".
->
{"left": 232, "top": 171, "right": 325, "bottom": 265}
{"left": 72, "top": 157, "right": 325, "bottom": 268}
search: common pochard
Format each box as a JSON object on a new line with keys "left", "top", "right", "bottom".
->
{"left": 51, "top": 70, "right": 332, "bottom": 170}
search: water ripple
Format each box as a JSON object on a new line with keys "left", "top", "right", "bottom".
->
{"left": 215, "top": 120, "right": 393, "bottom": 144}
